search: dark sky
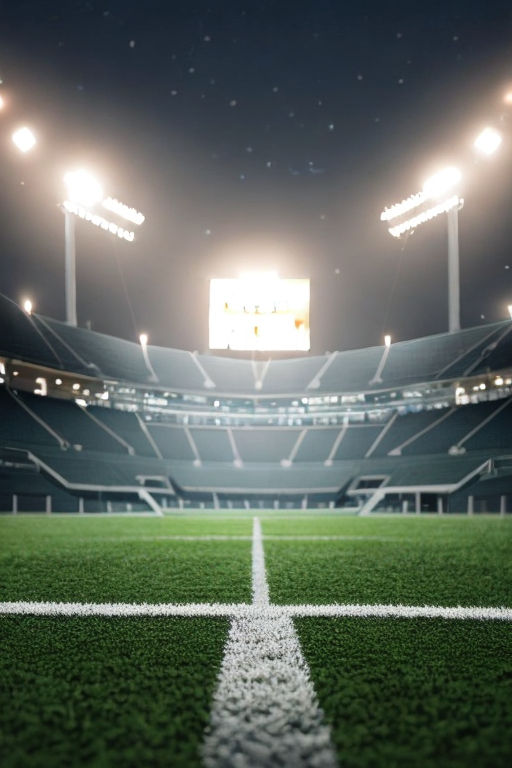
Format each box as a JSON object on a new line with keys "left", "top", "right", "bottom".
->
{"left": 1, "top": 0, "right": 512, "bottom": 355}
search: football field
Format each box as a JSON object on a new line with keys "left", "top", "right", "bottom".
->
{"left": 1, "top": 512, "right": 511, "bottom": 767}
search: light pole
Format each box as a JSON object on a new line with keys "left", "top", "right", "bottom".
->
{"left": 381, "top": 166, "right": 463, "bottom": 332}
{"left": 62, "top": 169, "right": 145, "bottom": 326}
{"left": 380, "top": 128, "right": 502, "bottom": 333}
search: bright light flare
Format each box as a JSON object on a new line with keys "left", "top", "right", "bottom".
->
{"left": 12, "top": 126, "right": 36, "bottom": 153}
{"left": 384, "top": 334, "right": 391, "bottom": 348}
{"left": 103, "top": 197, "right": 145, "bottom": 226}
{"left": 139, "top": 333, "right": 148, "bottom": 347}
{"left": 22, "top": 298, "right": 33, "bottom": 315}
{"left": 422, "top": 167, "right": 462, "bottom": 198}
{"left": 473, "top": 127, "right": 502, "bottom": 156}
{"left": 504, "top": 91, "right": 512, "bottom": 105}
{"left": 380, "top": 192, "right": 425, "bottom": 222}
{"left": 508, "top": 304, "right": 512, "bottom": 319}
{"left": 388, "top": 195, "right": 461, "bottom": 238}
{"left": 64, "top": 169, "right": 103, "bottom": 207}
{"left": 0, "top": 94, "right": 5, "bottom": 110}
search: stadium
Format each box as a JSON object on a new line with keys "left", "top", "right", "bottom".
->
{"left": 2, "top": 3, "right": 512, "bottom": 767}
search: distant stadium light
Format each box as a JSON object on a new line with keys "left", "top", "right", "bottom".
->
{"left": 473, "top": 127, "right": 502, "bottom": 156}
{"left": 504, "top": 91, "right": 512, "bottom": 105}
{"left": 22, "top": 298, "right": 33, "bottom": 315}
{"left": 384, "top": 334, "right": 391, "bottom": 347}
{"left": 508, "top": 304, "right": 512, "bottom": 319}
{"left": 388, "top": 195, "right": 461, "bottom": 238}
{"left": 422, "top": 167, "right": 462, "bottom": 199}
{"left": 64, "top": 169, "right": 103, "bottom": 208}
{"left": 12, "top": 126, "right": 36, "bottom": 153}
{"left": 0, "top": 94, "right": 5, "bottom": 110}
{"left": 380, "top": 192, "right": 426, "bottom": 223}
{"left": 62, "top": 200, "right": 135, "bottom": 242}
{"left": 103, "top": 197, "right": 145, "bottom": 226}
{"left": 139, "top": 333, "right": 148, "bottom": 347}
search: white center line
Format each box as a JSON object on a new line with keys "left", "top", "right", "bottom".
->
{"left": 202, "top": 517, "right": 338, "bottom": 768}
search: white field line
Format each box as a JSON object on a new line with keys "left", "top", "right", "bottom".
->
{"left": 90, "top": 534, "right": 407, "bottom": 543}
{"left": 1, "top": 601, "right": 511, "bottom": 621}
{"left": 202, "top": 517, "right": 338, "bottom": 767}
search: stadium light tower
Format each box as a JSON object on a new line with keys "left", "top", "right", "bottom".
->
{"left": 62, "top": 169, "right": 145, "bottom": 326}
{"left": 381, "top": 166, "right": 463, "bottom": 332}
{"left": 381, "top": 127, "right": 502, "bottom": 333}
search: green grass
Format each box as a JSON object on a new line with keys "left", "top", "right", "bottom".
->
{"left": 297, "top": 617, "right": 512, "bottom": 768}
{"left": 1, "top": 512, "right": 511, "bottom": 767}
{"left": 0, "top": 517, "right": 252, "bottom": 603}
{"left": 0, "top": 616, "right": 228, "bottom": 768}
{"left": 264, "top": 517, "right": 512, "bottom": 606}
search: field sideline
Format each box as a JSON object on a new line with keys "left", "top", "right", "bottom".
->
{"left": 1, "top": 512, "right": 511, "bottom": 767}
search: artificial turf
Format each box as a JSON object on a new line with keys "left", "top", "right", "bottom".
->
{"left": 297, "top": 617, "right": 512, "bottom": 768}
{"left": 1, "top": 512, "right": 511, "bottom": 768}
{"left": 263, "top": 517, "right": 512, "bottom": 606}
{"left": 0, "top": 616, "right": 228, "bottom": 768}
{"left": 0, "top": 517, "right": 252, "bottom": 603}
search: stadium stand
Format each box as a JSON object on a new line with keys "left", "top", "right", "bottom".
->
{"left": 0, "top": 289, "right": 511, "bottom": 513}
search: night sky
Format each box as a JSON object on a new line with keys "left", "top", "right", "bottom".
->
{"left": 1, "top": 0, "right": 512, "bottom": 355}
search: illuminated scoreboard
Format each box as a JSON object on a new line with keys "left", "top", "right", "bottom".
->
{"left": 209, "top": 274, "right": 310, "bottom": 351}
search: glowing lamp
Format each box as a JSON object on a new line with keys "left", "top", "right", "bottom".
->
{"left": 384, "top": 334, "right": 391, "bottom": 348}
{"left": 23, "top": 298, "right": 33, "bottom": 315}
{"left": 64, "top": 169, "right": 103, "bottom": 207}
{"left": 139, "top": 333, "right": 148, "bottom": 347}
{"left": 12, "top": 126, "right": 36, "bottom": 153}
{"left": 473, "top": 127, "right": 502, "bottom": 156}
{"left": 423, "top": 167, "right": 462, "bottom": 199}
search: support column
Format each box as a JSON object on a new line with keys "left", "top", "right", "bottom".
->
{"left": 65, "top": 210, "right": 77, "bottom": 326}
{"left": 12, "top": 494, "right": 18, "bottom": 515}
{"left": 447, "top": 207, "right": 460, "bottom": 333}
{"left": 415, "top": 492, "right": 421, "bottom": 515}
{"left": 467, "top": 495, "right": 474, "bottom": 515}
{"left": 437, "top": 496, "right": 443, "bottom": 515}
{"left": 500, "top": 494, "right": 507, "bottom": 516}
{"left": 46, "top": 495, "right": 52, "bottom": 515}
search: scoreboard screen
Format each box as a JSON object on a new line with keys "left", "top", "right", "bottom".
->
{"left": 209, "top": 275, "right": 310, "bottom": 351}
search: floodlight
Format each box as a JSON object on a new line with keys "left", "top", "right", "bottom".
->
{"left": 508, "top": 304, "right": 512, "bottom": 319}
{"left": 0, "top": 94, "right": 4, "bottom": 110}
{"left": 473, "top": 127, "right": 502, "bottom": 156}
{"left": 12, "top": 126, "right": 36, "bottom": 153}
{"left": 388, "top": 195, "right": 461, "bottom": 238}
{"left": 504, "top": 91, "right": 512, "bottom": 105}
{"left": 22, "top": 298, "right": 33, "bottom": 315}
{"left": 64, "top": 169, "right": 103, "bottom": 207}
{"left": 139, "top": 333, "right": 148, "bottom": 347}
{"left": 384, "top": 334, "right": 391, "bottom": 348}
{"left": 422, "top": 167, "right": 462, "bottom": 198}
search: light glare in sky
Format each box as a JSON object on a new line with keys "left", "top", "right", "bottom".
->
{"left": 473, "top": 127, "right": 502, "bottom": 156}
{"left": 12, "top": 126, "right": 36, "bottom": 153}
{"left": 64, "top": 169, "right": 103, "bottom": 207}
{"left": 422, "top": 167, "right": 462, "bottom": 198}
